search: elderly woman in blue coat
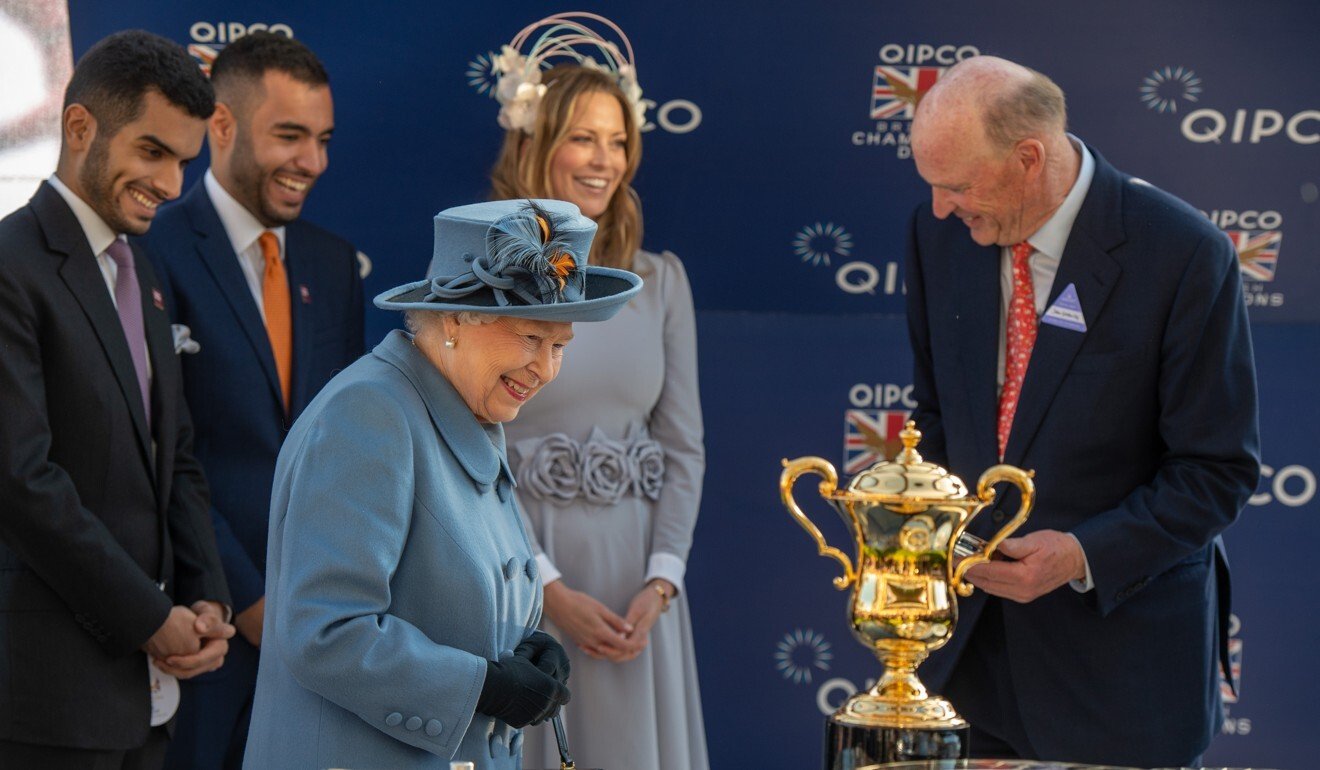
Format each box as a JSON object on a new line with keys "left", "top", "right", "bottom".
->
{"left": 242, "top": 199, "right": 641, "bottom": 770}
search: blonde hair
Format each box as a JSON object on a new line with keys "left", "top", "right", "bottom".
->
{"left": 489, "top": 66, "right": 643, "bottom": 270}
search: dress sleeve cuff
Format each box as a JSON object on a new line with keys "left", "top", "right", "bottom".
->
{"left": 644, "top": 552, "right": 687, "bottom": 594}
{"left": 1066, "top": 532, "right": 1095, "bottom": 593}
{"left": 536, "top": 553, "right": 562, "bottom": 586}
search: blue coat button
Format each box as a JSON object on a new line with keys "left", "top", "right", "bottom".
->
{"left": 524, "top": 558, "right": 538, "bottom": 582}
{"left": 510, "top": 731, "right": 523, "bottom": 753}
{"left": 385, "top": 712, "right": 403, "bottom": 727}
{"left": 503, "top": 557, "right": 519, "bottom": 581}
{"left": 489, "top": 731, "right": 506, "bottom": 757}
{"left": 425, "top": 719, "right": 443, "bottom": 737}
{"left": 405, "top": 716, "right": 422, "bottom": 731}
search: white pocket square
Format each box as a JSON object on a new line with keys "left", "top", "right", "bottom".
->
{"left": 171, "top": 324, "right": 201, "bottom": 354}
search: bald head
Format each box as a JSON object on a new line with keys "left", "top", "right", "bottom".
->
{"left": 915, "top": 56, "right": 1067, "bottom": 153}
{"left": 909, "top": 57, "right": 1080, "bottom": 247}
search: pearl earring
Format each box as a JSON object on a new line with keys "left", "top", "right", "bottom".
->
{"left": 444, "top": 337, "right": 456, "bottom": 349}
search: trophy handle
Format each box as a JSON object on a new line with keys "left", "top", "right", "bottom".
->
{"left": 779, "top": 456, "right": 856, "bottom": 590}
{"left": 950, "top": 464, "right": 1035, "bottom": 596}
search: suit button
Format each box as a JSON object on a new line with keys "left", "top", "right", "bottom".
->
{"left": 385, "top": 712, "right": 403, "bottom": 727}
{"left": 405, "top": 716, "right": 422, "bottom": 731}
{"left": 425, "top": 719, "right": 443, "bottom": 737}
{"left": 503, "top": 557, "right": 519, "bottom": 581}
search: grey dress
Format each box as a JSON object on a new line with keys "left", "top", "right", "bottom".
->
{"left": 505, "top": 250, "right": 709, "bottom": 770}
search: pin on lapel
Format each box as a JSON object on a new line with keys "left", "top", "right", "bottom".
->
{"left": 1042, "top": 283, "right": 1086, "bottom": 332}
{"left": 152, "top": 288, "right": 165, "bottom": 311}
{"left": 299, "top": 284, "right": 311, "bottom": 304}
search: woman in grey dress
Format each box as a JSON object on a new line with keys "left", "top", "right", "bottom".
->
{"left": 486, "top": 15, "right": 709, "bottom": 770}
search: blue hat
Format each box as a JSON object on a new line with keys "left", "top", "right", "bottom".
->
{"left": 374, "top": 199, "right": 641, "bottom": 322}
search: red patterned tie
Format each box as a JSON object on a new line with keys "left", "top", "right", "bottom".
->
{"left": 997, "top": 242, "right": 1037, "bottom": 460}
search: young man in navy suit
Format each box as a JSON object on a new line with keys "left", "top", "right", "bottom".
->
{"left": 0, "top": 30, "right": 234, "bottom": 769}
{"left": 140, "top": 32, "right": 365, "bottom": 770}
{"left": 905, "top": 56, "right": 1259, "bottom": 766}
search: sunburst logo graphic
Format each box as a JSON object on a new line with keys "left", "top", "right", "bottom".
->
{"left": 775, "top": 628, "right": 833, "bottom": 684}
{"left": 1139, "top": 66, "right": 1203, "bottom": 114}
{"left": 793, "top": 222, "right": 854, "bottom": 267}
{"left": 466, "top": 51, "right": 499, "bottom": 96}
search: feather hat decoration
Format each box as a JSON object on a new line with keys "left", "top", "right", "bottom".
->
{"left": 374, "top": 199, "right": 641, "bottom": 323}
{"left": 488, "top": 13, "right": 645, "bottom": 134}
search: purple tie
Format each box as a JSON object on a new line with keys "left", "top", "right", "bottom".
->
{"left": 105, "top": 239, "right": 151, "bottom": 427}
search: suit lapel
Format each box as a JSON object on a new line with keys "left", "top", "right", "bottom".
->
{"left": 284, "top": 224, "right": 314, "bottom": 418}
{"left": 36, "top": 184, "right": 154, "bottom": 467}
{"left": 139, "top": 246, "right": 175, "bottom": 496}
{"left": 1004, "top": 150, "right": 1127, "bottom": 464}
{"left": 185, "top": 186, "right": 285, "bottom": 409}
{"left": 954, "top": 239, "right": 1002, "bottom": 468}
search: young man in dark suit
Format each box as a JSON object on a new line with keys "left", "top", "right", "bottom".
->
{"left": 905, "top": 56, "right": 1259, "bottom": 766}
{"left": 139, "top": 32, "right": 364, "bottom": 770}
{"left": 0, "top": 30, "right": 234, "bottom": 769}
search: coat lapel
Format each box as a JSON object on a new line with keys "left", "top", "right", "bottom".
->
{"left": 954, "top": 239, "right": 1003, "bottom": 469}
{"left": 284, "top": 224, "right": 314, "bottom": 418}
{"left": 1003, "top": 149, "right": 1127, "bottom": 464}
{"left": 35, "top": 184, "right": 154, "bottom": 468}
{"left": 184, "top": 186, "right": 285, "bottom": 409}
{"left": 139, "top": 246, "right": 176, "bottom": 496}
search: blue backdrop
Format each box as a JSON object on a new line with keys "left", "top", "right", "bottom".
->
{"left": 66, "top": 1, "right": 1319, "bottom": 767}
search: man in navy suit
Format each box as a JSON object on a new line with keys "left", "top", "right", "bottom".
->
{"left": 0, "top": 30, "right": 234, "bottom": 769}
{"left": 905, "top": 56, "right": 1259, "bottom": 766}
{"left": 140, "top": 32, "right": 364, "bottom": 770}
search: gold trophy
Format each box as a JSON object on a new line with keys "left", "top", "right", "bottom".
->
{"left": 779, "top": 422, "right": 1034, "bottom": 767}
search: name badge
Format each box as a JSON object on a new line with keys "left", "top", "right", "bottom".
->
{"left": 1042, "top": 283, "right": 1087, "bottom": 332}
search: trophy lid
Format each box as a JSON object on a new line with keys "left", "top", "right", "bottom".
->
{"left": 836, "top": 421, "right": 971, "bottom": 510}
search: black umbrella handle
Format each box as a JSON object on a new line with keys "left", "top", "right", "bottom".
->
{"left": 552, "top": 713, "right": 575, "bottom": 770}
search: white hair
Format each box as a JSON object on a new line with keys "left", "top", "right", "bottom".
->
{"left": 403, "top": 309, "right": 499, "bottom": 335}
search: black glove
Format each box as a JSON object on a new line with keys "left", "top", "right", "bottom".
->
{"left": 515, "top": 630, "right": 571, "bottom": 685}
{"left": 476, "top": 654, "right": 571, "bottom": 728}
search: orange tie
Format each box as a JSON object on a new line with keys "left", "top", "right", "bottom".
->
{"left": 997, "top": 241, "right": 1037, "bottom": 460}
{"left": 259, "top": 231, "right": 292, "bottom": 411}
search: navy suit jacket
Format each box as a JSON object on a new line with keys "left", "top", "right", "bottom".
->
{"left": 140, "top": 182, "right": 364, "bottom": 618}
{"left": 905, "top": 148, "right": 1260, "bottom": 765}
{"left": 0, "top": 183, "right": 229, "bottom": 749}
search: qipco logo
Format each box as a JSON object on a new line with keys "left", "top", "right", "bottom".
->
{"left": 1248, "top": 464, "right": 1316, "bottom": 508}
{"left": 1182, "top": 108, "right": 1320, "bottom": 145}
{"left": 640, "top": 99, "right": 702, "bottom": 135}
{"left": 190, "top": 21, "right": 294, "bottom": 44}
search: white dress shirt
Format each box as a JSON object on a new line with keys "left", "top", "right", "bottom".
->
{"left": 204, "top": 169, "right": 286, "bottom": 321}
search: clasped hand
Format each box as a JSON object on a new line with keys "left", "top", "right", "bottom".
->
{"left": 141, "top": 601, "right": 235, "bottom": 679}
{"left": 543, "top": 580, "right": 671, "bottom": 662}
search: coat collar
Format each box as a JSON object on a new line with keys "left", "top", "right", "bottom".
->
{"left": 372, "top": 330, "right": 514, "bottom": 490}
{"left": 32, "top": 182, "right": 155, "bottom": 468}
{"left": 1002, "top": 145, "right": 1126, "bottom": 463}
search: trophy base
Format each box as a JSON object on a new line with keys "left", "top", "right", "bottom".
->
{"left": 823, "top": 716, "right": 969, "bottom": 769}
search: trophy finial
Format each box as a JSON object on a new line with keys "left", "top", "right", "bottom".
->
{"left": 896, "top": 421, "right": 923, "bottom": 465}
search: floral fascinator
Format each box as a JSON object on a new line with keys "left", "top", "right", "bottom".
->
{"left": 490, "top": 12, "right": 645, "bottom": 134}
{"left": 374, "top": 199, "right": 642, "bottom": 323}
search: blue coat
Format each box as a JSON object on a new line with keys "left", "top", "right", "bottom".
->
{"left": 244, "top": 330, "right": 541, "bottom": 770}
{"left": 906, "top": 147, "right": 1260, "bottom": 765}
{"left": 139, "top": 181, "right": 364, "bottom": 767}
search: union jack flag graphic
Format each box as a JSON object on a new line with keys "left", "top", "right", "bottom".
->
{"left": 844, "top": 409, "right": 911, "bottom": 474}
{"left": 188, "top": 44, "right": 220, "bottom": 77}
{"left": 871, "top": 66, "right": 944, "bottom": 120}
{"left": 1226, "top": 230, "right": 1281, "bottom": 282}
{"left": 1219, "top": 636, "right": 1243, "bottom": 703}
